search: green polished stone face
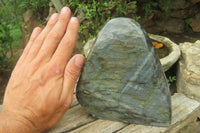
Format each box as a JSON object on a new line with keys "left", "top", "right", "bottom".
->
{"left": 76, "top": 18, "right": 171, "bottom": 127}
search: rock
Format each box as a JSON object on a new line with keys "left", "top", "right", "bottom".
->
{"left": 22, "top": 7, "right": 48, "bottom": 47}
{"left": 145, "top": 26, "right": 164, "bottom": 34}
{"left": 46, "top": 2, "right": 57, "bottom": 21}
{"left": 156, "top": 18, "right": 184, "bottom": 33}
{"left": 84, "top": 38, "right": 96, "bottom": 57}
{"left": 22, "top": 10, "right": 39, "bottom": 47}
{"left": 177, "top": 40, "right": 200, "bottom": 102}
{"left": 168, "top": 0, "right": 190, "bottom": 10}
{"left": 140, "top": 18, "right": 164, "bottom": 34}
{"left": 77, "top": 18, "right": 171, "bottom": 127}
{"left": 72, "top": 33, "right": 85, "bottom": 55}
{"left": 140, "top": 19, "right": 155, "bottom": 29}
{"left": 84, "top": 34, "right": 181, "bottom": 72}
{"left": 51, "top": 0, "right": 63, "bottom": 12}
{"left": 191, "top": 0, "right": 200, "bottom": 4}
{"left": 171, "top": 7, "right": 198, "bottom": 19}
{"left": 190, "top": 13, "right": 200, "bottom": 32}
{"left": 0, "top": 77, "right": 2, "bottom": 83}
{"left": 76, "top": 8, "right": 86, "bottom": 23}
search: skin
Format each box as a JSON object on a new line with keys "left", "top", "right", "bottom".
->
{"left": 0, "top": 7, "right": 84, "bottom": 133}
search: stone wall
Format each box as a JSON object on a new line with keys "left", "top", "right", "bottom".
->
{"left": 22, "top": 10, "right": 40, "bottom": 47}
{"left": 140, "top": 0, "right": 200, "bottom": 34}
{"left": 21, "top": 1, "right": 200, "bottom": 48}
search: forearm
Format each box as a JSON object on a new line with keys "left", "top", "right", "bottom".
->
{"left": 0, "top": 111, "right": 40, "bottom": 133}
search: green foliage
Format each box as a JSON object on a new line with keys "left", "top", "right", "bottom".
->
{"left": 18, "top": 0, "right": 49, "bottom": 11}
{"left": 167, "top": 76, "right": 176, "bottom": 83}
{"left": 140, "top": 0, "right": 158, "bottom": 18}
{"left": 10, "top": 23, "right": 23, "bottom": 48}
{"left": 62, "top": 0, "right": 170, "bottom": 42}
{"left": 63, "top": 0, "right": 137, "bottom": 41}
{"left": 184, "top": 18, "right": 193, "bottom": 33}
{"left": 136, "top": 0, "right": 170, "bottom": 19}
{"left": 0, "top": 23, "right": 13, "bottom": 71}
{"left": 0, "top": 0, "right": 47, "bottom": 72}
{"left": 185, "top": 19, "right": 191, "bottom": 25}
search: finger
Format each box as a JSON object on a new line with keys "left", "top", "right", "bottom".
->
{"left": 17, "top": 27, "right": 42, "bottom": 65}
{"left": 50, "top": 17, "right": 79, "bottom": 69}
{"left": 26, "top": 13, "right": 59, "bottom": 61}
{"left": 37, "top": 7, "right": 71, "bottom": 62}
{"left": 60, "top": 54, "right": 84, "bottom": 107}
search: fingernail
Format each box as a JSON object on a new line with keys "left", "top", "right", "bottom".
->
{"left": 50, "top": 13, "right": 58, "bottom": 20}
{"left": 61, "top": 7, "right": 68, "bottom": 14}
{"left": 32, "top": 27, "right": 40, "bottom": 35}
{"left": 32, "top": 27, "right": 38, "bottom": 34}
{"left": 75, "top": 56, "right": 84, "bottom": 68}
{"left": 71, "top": 17, "right": 77, "bottom": 22}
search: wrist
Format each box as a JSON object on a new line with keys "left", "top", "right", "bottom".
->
{"left": 0, "top": 111, "right": 40, "bottom": 133}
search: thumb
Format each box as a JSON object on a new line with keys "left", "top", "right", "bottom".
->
{"left": 61, "top": 54, "right": 85, "bottom": 108}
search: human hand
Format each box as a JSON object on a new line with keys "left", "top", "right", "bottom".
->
{"left": 0, "top": 7, "right": 84, "bottom": 133}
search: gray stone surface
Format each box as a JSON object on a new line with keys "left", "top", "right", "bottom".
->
{"left": 177, "top": 40, "right": 200, "bottom": 102}
{"left": 84, "top": 34, "right": 181, "bottom": 72}
{"left": 77, "top": 18, "right": 171, "bottom": 127}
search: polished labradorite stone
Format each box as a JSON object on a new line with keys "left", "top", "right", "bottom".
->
{"left": 76, "top": 18, "right": 171, "bottom": 127}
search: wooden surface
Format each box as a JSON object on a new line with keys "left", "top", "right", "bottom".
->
{"left": 47, "top": 93, "right": 200, "bottom": 133}
{"left": 0, "top": 93, "right": 200, "bottom": 133}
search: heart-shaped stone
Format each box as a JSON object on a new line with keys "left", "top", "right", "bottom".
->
{"left": 76, "top": 18, "right": 171, "bottom": 127}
